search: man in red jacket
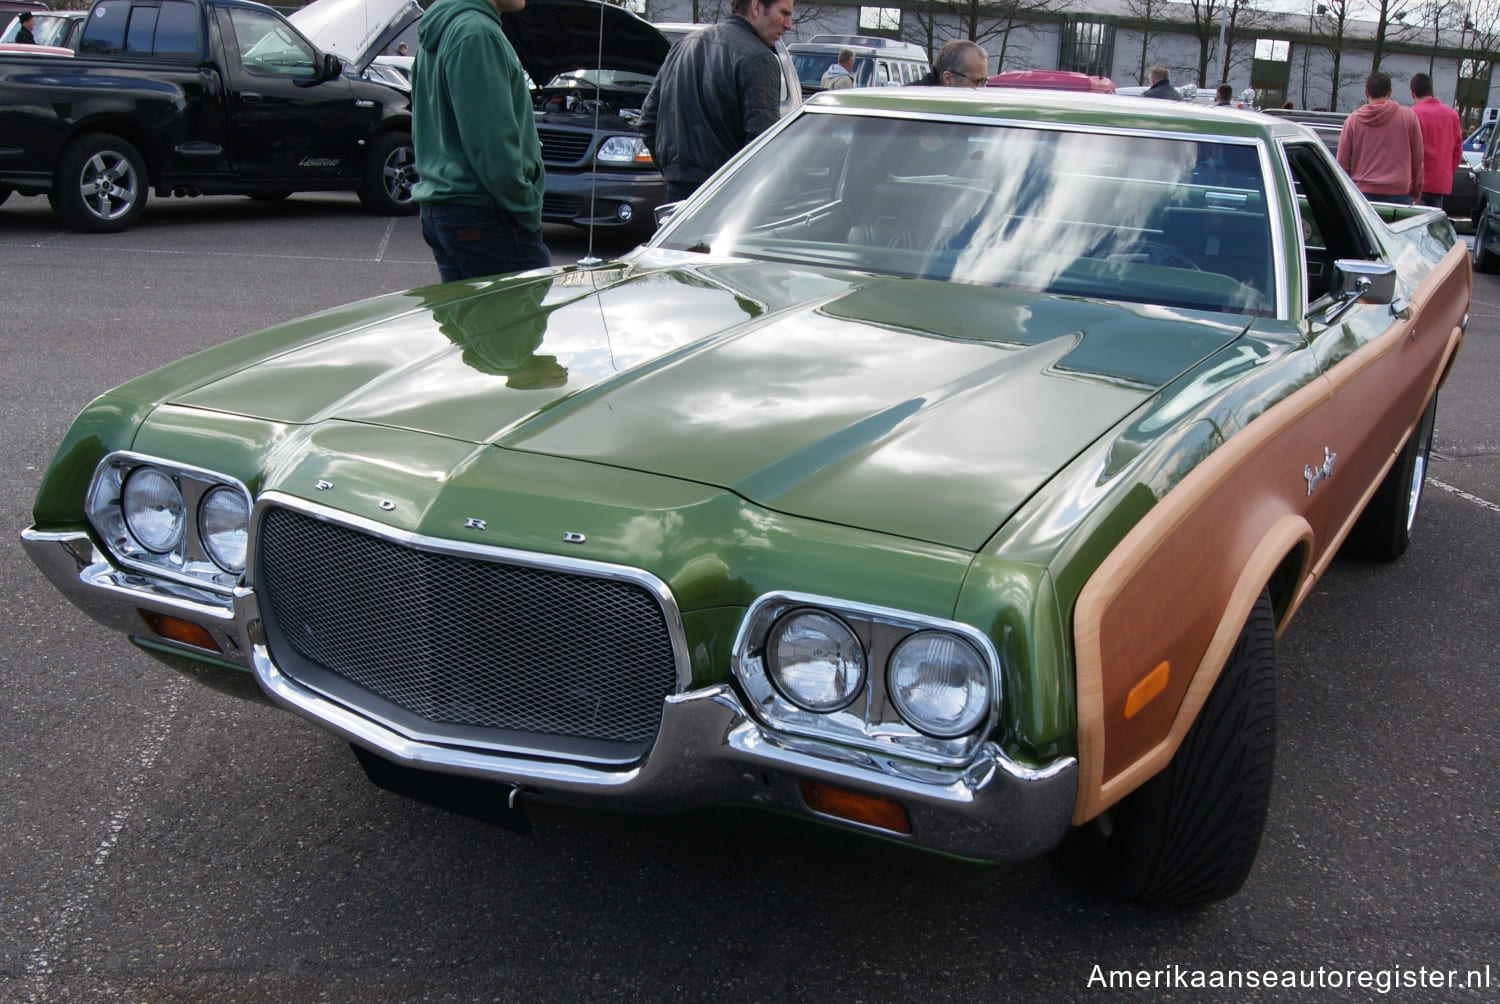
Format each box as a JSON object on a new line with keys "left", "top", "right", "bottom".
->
{"left": 1338, "top": 71, "right": 1423, "bottom": 205}
{"left": 1410, "top": 72, "right": 1464, "bottom": 210}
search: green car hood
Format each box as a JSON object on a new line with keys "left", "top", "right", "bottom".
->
{"left": 171, "top": 255, "right": 1248, "bottom": 550}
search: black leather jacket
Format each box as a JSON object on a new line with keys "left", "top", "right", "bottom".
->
{"left": 639, "top": 17, "right": 781, "bottom": 186}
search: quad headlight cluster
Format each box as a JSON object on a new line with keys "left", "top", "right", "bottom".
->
{"left": 86, "top": 452, "right": 252, "bottom": 591}
{"left": 734, "top": 593, "right": 1000, "bottom": 765}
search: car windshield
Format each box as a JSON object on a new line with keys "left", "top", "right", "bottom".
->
{"left": 658, "top": 111, "right": 1275, "bottom": 316}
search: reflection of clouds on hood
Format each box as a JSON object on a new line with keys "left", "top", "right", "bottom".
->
{"left": 950, "top": 133, "right": 1197, "bottom": 289}
{"left": 433, "top": 278, "right": 568, "bottom": 389}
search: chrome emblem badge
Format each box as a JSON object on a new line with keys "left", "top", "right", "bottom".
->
{"left": 563, "top": 532, "right": 586, "bottom": 544}
{"left": 465, "top": 518, "right": 487, "bottom": 531}
{"left": 1304, "top": 447, "right": 1337, "bottom": 496}
{"left": 315, "top": 479, "right": 333, "bottom": 491}
{"left": 379, "top": 500, "right": 396, "bottom": 511}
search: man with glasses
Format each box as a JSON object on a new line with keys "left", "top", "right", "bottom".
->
{"left": 915, "top": 40, "right": 988, "bottom": 88}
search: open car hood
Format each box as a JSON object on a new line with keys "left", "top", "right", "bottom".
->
{"left": 289, "top": 0, "right": 421, "bottom": 75}
{"left": 500, "top": 0, "right": 670, "bottom": 84}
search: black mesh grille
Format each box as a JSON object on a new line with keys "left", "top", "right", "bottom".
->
{"left": 536, "top": 127, "right": 593, "bottom": 165}
{"left": 255, "top": 507, "right": 677, "bottom": 746}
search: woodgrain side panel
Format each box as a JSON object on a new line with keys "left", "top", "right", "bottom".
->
{"left": 1071, "top": 242, "right": 1468, "bottom": 825}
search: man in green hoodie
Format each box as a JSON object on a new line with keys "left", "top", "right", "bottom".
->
{"left": 411, "top": 0, "right": 550, "bottom": 282}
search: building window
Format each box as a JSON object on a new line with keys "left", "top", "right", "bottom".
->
{"left": 1460, "top": 58, "right": 1492, "bottom": 114}
{"left": 859, "top": 7, "right": 901, "bottom": 33}
{"left": 1251, "top": 38, "right": 1291, "bottom": 107}
{"left": 1058, "top": 19, "right": 1115, "bottom": 78}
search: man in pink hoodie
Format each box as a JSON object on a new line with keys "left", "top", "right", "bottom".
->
{"left": 1409, "top": 71, "right": 1463, "bottom": 210}
{"left": 1338, "top": 71, "right": 1424, "bottom": 205}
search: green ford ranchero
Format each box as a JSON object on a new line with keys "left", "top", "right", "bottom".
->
{"left": 22, "top": 88, "right": 1470, "bottom": 904}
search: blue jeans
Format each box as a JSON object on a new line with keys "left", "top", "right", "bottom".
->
{"left": 420, "top": 203, "right": 551, "bottom": 283}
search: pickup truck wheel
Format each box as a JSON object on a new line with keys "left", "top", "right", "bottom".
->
{"left": 1475, "top": 207, "right": 1500, "bottom": 273}
{"left": 54, "top": 134, "right": 149, "bottom": 233}
{"left": 1085, "top": 589, "right": 1276, "bottom": 905}
{"left": 1345, "top": 394, "right": 1437, "bottom": 561}
{"left": 359, "top": 132, "right": 418, "bottom": 216}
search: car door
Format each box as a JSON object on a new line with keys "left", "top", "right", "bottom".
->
{"left": 1283, "top": 138, "right": 1467, "bottom": 547}
{"left": 213, "top": 5, "right": 366, "bottom": 181}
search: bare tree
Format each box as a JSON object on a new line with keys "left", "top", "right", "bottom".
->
{"left": 1459, "top": 0, "right": 1500, "bottom": 113}
{"left": 1420, "top": 0, "right": 1465, "bottom": 75}
{"left": 1364, "top": 0, "right": 1423, "bottom": 72}
{"left": 1308, "top": 0, "right": 1359, "bottom": 110}
{"left": 1176, "top": 0, "right": 1277, "bottom": 86}
{"left": 936, "top": 0, "right": 1076, "bottom": 71}
{"left": 1122, "top": 0, "right": 1167, "bottom": 84}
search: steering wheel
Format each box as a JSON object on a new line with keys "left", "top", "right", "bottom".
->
{"left": 1112, "top": 239, "right": 1202, "bottom": 270}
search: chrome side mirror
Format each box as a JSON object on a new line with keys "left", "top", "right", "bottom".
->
{"left": 1320, "top": 259, "right": 1397, "bottom": 324}
{"left": 653, "top": 201, "right": 684, "bottom": 228}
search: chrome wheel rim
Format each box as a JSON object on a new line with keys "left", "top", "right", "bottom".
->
{"left": 79, "top": 150, "right": 140, "bottom": 222}
{"left": 382, "top": 145, "right": 416, "bottom": 205}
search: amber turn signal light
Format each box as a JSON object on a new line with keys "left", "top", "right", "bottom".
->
{"left": 802, "top": 781, "right": 912, "bottom": 835}
{"left": 138, "top": 610, "right": 221, "bottom": 653}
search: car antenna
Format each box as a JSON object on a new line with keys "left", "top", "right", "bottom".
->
{"left": 577, "top": 0, "right": 607, "bottom": 268}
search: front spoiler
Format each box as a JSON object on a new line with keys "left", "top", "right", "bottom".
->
{"left": 23, "top": 526, "right": 1078, "bottom": 862}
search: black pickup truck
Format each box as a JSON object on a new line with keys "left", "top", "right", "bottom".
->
{"left": 0, "top": 0, "right": 416, "bottom": 231}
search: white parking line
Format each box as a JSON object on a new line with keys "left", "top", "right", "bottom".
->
{"left": 1429, "top": 477, "right": 1500, "bottom": 513}
{"left": 23, "top": 675, "right": 187, "bottom": 1002}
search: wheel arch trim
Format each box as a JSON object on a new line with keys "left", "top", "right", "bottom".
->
{"left": 1072, "top": 516, "right": 1309, "bottom": 825}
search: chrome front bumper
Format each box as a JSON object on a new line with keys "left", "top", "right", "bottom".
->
{"left": 22, "top": 526, "right": 1078, "bottom": 862}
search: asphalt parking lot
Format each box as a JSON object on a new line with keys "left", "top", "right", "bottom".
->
{"left": 1, "top": 192, "right": 1497, "bottom": 1003}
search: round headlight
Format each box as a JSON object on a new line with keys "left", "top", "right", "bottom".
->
{"left": 887, "top": 631, "right": 991, "bottom": 738}
{"left": 766, "top": 609, "right": 866, "bottom": 712}
{"left": 121, "top": 468, "right": 185, "bottom": 553}
{"left": 199, "top": 486, "right": 250, "bottom": 573}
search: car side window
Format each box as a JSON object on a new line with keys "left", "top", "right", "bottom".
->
{"left": 1283, "top": 141, "right": 1377, "bottom": 306}
{"left": 229, "top": 7, "right": 317, "bottom": 78}
{"left": 77, "top": 0, "right": 199, "bottom": 57}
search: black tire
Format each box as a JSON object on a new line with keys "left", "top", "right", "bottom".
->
{"left": 1474, "top": 206, "right": 1500, "bottom": 273}
{"left": 0, "top": 187, "right": 11, "bottom": 207}
{"left": 1086, "top": 590, "right": 1276, "bottom": 905}
{"left": 358, "top": 131, "right": 418, "bottom": 216}
{"left": 1345, "top": 394, "right": 1437, "bottom": 561}
{"left": 248, "top": 191, "right": 293, "bottom": 202}
{"left": 53, "top": 133, "right": 149, "bottom": 233}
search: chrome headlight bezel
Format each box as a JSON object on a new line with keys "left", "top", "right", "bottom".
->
{"left": 86, "top": 452, "right": 253, "bottom": 593}
{"left": 732, "top": 591, "right": 1001, "bottom": 767}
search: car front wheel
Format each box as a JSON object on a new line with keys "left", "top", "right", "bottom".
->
{"left": 359, "top": 131, "right": 418, "bottom": 216}
{"left": 53, "top": 133, "right": 149, "bottom": 233}
{"left": 1085, "top": 589, "right": 1277, "bottom": 905}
